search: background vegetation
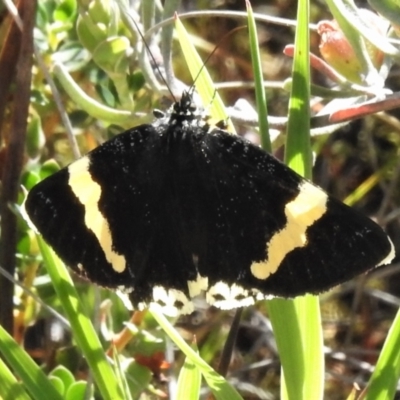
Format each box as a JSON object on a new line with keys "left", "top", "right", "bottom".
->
{"left": 1, "top": 0, "right": 400, "bottom": 399}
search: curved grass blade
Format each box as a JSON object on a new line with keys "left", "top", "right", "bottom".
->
{"left": 36, "top": 237, "right": 124, "bottom": 400}
{"left": 150, "top": 306, "right": 243, "bottom": 400}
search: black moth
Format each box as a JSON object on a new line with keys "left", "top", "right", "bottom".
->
{"left": 24, "top": 91, "right": 394, "bottom": 316}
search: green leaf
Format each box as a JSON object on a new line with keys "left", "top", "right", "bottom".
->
{"left": 76, "top": 13, "right": 106, "bottom": 52}
{"left": 52, "top": 41, "right": 91, "bottom": 72}
{"left": 92, "top": 36, "right": 131, "bottom": 75}
{"left": 66, "top": 381, "right": 92, "bottom": 400}
{"left": 53, "top": 0, "right": 77, "bottom": 22}
{"left": 49, "top": 366, "right": 76, "bottom": 392}
{"left": 53, "top": 62, "right": 133, "bottom": 124}
{"left": 48, "top": 376, "right": 64, "bottom": 396}
{"left": 26, "top": 113, "right": 45, "bottom": 159}
{"left": 368, "top": 0, "right": 400, "bottom": 28}
{"left": 0, "top": 325, "right": 63, "bottom": 400}
{"left": 125, "top": 361, "right": 152, "bottom": 398}
{"left": 40, "top": 159, "right": 61, "bottom": 180}
{"left": 324, "top": 0, "right": 398, "bottom": 85}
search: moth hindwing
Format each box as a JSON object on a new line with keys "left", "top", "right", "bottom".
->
{"left": 24, "top": 91, "right": 395, "bottom": 316}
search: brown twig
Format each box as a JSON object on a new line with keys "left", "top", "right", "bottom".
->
{"left": 0, "top": 0, "right": 23, "bottom": 145}
{"left": 0, "top": 0, "right": 36, "bottom": 333}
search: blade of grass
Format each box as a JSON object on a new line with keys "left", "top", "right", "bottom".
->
{"left": 0, "top": 324, "right": 62, "bottom": 400}
{"left": 0, "top": 356, "right": 31, "bottom": 400}
{"left": 365, "top": 304, "right": 400, "bottom": 399}
{"left": 36, "top": 236, "right": 124, "bottom": 400}
{"left": 246, "top": 0, "right": 271, "bottom": 152}
{"left": 176, "top": 344, "right": 202, "bottom": 400}
{"left": 267, "top": 0, "right": 324, "bottom": 399}
{"left": 284, "top": 6, "right": 311, "bottom": 175}
{"left": 343, "top": 163, "right": 393, "bottom": 207}
{"left": 149, "top": 306, "right": 243, "bottom": 400}
{"left": 175, "top": 15, "right": 232, "bottom": 130}
{"left": 266, "top": 299, "right": 305, "bottom": 399}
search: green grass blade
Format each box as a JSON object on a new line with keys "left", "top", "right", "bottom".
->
{"left": 176, "top": 347, "right": 202, "bottom": 400}
{"left": 268, "top": 0, "right": 324, "bottom": 399}
{"left": 0, "top": 356, "right": 31, "bottom": 400}
{"left": 284, "top": 5, "right": 311, "bottom": 175}
{"left": 149, "top": 307, "right": 243, "bottom": 400}
{"left": 365, "top": 306, "right": 400, "bottom": 399}
{"left": 246, "top": 0, "right": 271, "bottom": 152}
{"left": 175, "top": 16, "right": 231, "bottom": 128}
{"left": 266, "top": 299, "right": 305, "bottom": 399}
{"left": 0, "top": 324, "right": 62, "bottom": 400}
{"left": 294, "top": 295, "right": 323, "bottom": 399}
{"left": 37, "top": 237, "right": 124, "bottom": 400}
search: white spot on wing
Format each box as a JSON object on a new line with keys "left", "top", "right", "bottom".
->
{"left": 188, "top": 273, "right": 209, "bottom": 297}
{"left": 151, "top": 286, "right": 194, "bottom": 316}
{"left": 251, "top": 181, "right": 328, "bottom": 280}
{"left": 206, "top": 282, "right": 260, "bottom": 309}
{"left": 68, "top": 157, "right": 126, "bottom": 273}
{"left": 378, "top": 237, "right": 395, "bottom": 266}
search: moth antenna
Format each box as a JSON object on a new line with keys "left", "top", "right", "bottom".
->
{"left": 118, "top": 1, "right": 177, "bottom": 101}
{"left": 190, "top": 25, "right": 247, "bottom": 92}
{"left": 137, "top": 27, "right": 177, "bottom": 101}
{"left": 179, "top": 24, "right": 248, "bottom": 121}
